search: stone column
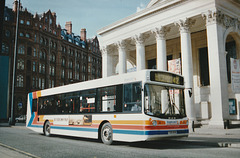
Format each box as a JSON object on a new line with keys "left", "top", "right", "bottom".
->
{"left": 175, "top": 18, "right": 196, "bottom": 121}
{"left": 152, "top": 27, "right": 170, "bottom": 71}
{"left": 101, "top": 46, "right": 113, "bottom": 78}
{"left": 132, "top": 34, "right": 145, "bottom": 71}
{"left": 202, "top": 10, "right": 229, "bottom": 126}
{"left": 117, "top": 40, "right": 127, "bottom": 74}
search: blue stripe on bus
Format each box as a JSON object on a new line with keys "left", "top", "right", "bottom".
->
{"left": 145, "top": 129, "right": 189, "bottom": 135}
{"left": 27, "top": 93, "right": 34, "bottom": 127}
{"left": 29, "top": 125, "right": 43, "bottom": 128}
{"left": 113, "top": 129, "right": 145, "bottom": 135}
{"left": 51, "top": 126, "right": 98, "bottom": 132}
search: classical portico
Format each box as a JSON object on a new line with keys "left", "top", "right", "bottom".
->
{"left": 98, "top": 0, "right": 240, "bottom": 128}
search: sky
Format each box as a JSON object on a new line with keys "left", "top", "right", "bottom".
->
{"left": 5, "top": 0, "right": 150, "bottom": 38}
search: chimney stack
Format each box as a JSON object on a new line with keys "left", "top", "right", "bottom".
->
{"left": 13, "top": 0, "right": 18, "bottom": 12}
{"left": 81, "top": 28, "right": 86, "bottom": 41}
{"left": 65, "top": 21, "right": 72, "bottom": 34}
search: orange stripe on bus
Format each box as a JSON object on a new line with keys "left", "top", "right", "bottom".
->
{"left": 92, "top": 120, "right": 152, "bottom": 125}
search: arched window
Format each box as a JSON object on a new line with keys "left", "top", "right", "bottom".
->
{"left": 40, "top": 50, "right": 46, "bottom": 59}
{"left": 62, "top": 57, "right": 65, "bottom": 66}
{"left": 50, "top": 66, "right": 55, "bottom": 76}
{"left": 51, "top": 53, "right": 56, "bottom": 62}
{"left": 226, "top": 40, "right": 237, "bottom": 83}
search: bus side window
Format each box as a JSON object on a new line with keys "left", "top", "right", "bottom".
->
{"left": 123, "top": 82, "right": 142, "bottom": 112}
{"left": 98, "top": 86, "right": 117, "bottom": 112}
{"left": 80, "top": 89, "right": 96, "bottom": 113}
{"left": 32, "top": 99, "right": 37, "bottom": 113}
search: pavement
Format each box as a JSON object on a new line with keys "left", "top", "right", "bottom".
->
{"left": 0, "top": 122, "right": 240, "bottom": 157}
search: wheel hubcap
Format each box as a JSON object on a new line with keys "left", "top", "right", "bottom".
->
{"left": 103, "top": 126, "right": 112, "bottom": 141}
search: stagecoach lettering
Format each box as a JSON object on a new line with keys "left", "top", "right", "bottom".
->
{"left": 54, "top": 118, "right": 68, "bottom": 121}
{"left": 53, "top": 117, "right": 69, "bottom": 125}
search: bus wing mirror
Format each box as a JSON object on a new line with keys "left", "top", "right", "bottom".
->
{"left": 188, "top": 88, "right": 192, "bottom": 98}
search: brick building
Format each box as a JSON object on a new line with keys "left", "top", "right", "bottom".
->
{"left": 0, "top": 0, "right": 102, "bottom": 120}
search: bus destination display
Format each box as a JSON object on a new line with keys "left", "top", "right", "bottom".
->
{"left": 150, "top": 72, "right": 184, "bottom": 85}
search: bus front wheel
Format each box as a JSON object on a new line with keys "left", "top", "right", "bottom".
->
{"left": 101, "top": 122, "right": 113, "bottom": 145}
{"left": 43, "top": 121, "right": 51, "bottom": 136}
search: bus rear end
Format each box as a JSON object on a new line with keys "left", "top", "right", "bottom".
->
{"left": 26, "top": 91, "right": 43, "bottom": 133}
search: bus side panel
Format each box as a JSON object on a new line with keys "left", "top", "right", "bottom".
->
{"left": 50, "top": 128, "right": 98, "bottom": 139}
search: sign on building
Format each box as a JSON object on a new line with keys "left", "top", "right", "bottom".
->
{"left": 168, "top": 58, "right": 181, "bottom": 75}
{"left": 231, "top": 58, "right": 240, "bottom": 93}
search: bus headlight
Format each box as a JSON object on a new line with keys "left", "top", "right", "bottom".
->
{"left": 152, "top": 120, "right": 157, "bottom": 126}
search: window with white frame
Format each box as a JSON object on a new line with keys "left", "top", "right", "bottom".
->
{"left": 17, "top": 59, "right": 24, "bottom": 70}
{"left": 17, "top": 75, "right": 24, "bottom": 87}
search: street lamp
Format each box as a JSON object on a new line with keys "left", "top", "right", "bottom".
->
{"left": 9, "top": 0, "right": 21, "bottom": 125}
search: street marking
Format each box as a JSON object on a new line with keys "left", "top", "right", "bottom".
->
{"left": 0, "top": 142, "right": 40, "bottom": 158}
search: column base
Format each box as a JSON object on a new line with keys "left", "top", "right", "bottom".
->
{"left": 208, "top": 119, "right": 225, "bottom": 129}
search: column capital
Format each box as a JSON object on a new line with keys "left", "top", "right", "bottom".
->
{"left": 116, "top": 40, "right": 127, "bottom": 50}
{"left": 175, "top": 18, "right": 196, "bottom": 33}
{"left": 100, "top": 45, "right": 112, "bottom": 56}
{"left": 151, "top": 26, "right": 170, "bottom": 40}
{"left": 202, "top": 10, "right": 240, "bottom": 30}
{"left": 132, "top": 33, "right": 145, "bottom": 46}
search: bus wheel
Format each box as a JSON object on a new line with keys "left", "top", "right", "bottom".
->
{"left": 43, "top": 121, "right": 51, "bottom": 137}
{"left": 101, "top": 122, "right": 113, "bottom": 145}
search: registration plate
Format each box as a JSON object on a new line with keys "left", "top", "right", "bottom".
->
{"left": 168, "top": 131, "right": 177, "bottom": 135}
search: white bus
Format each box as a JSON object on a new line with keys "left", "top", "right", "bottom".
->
{"left": 26, "top": 70, "right": 188, "bottom": 145}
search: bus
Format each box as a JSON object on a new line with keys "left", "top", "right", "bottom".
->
{"left": 26, "top": 70, "right": 188, "bottom": 145}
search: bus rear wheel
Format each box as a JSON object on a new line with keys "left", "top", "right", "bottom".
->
{"left": 101, "top": 122, "right": 113, "bottom": 145}
{"left": 43, "top": 121, "right": 51, "bottom": 136}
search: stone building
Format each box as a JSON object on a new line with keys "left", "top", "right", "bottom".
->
{"left": 0, "top": 0, "right": 102, "bottom": 120}
{"left": 97, "top": 0, "right": 240, "bottom": 128}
